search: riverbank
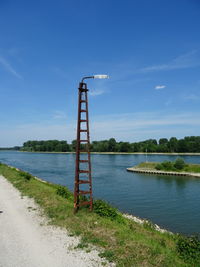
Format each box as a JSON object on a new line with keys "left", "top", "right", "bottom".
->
{"left": 0, "top": 162, "right": 196, "bottom": 266}
{"left": 127, "top": 162, "right": 200, "bottom": 178}
{"left": 13, "top": 150, "right": 200, "bottom": 155}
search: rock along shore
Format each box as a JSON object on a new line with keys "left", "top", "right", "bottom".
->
{"left": 127, "top": 167, "right": 200, "bottom": 178}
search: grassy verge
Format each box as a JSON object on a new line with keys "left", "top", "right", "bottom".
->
{"left": 135, "top": 160, "right": 200, "bottom": 173}
{"left": 0, "top": 162, "right": 199, "bottom": 267}
{"left": 135, "top": 162, "right": 158, "bottom": 170}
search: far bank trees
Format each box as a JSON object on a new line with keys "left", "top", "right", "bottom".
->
{"left": 20, "top": 136, "right": 200, "bottom": 153}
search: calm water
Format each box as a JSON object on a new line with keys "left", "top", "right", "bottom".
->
{"left": 0, "top": 151, "right": 200, "bottom": 235}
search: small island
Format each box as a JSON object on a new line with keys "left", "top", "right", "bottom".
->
{"left": 127, "top": 158, "right": 200, "bottom": 178}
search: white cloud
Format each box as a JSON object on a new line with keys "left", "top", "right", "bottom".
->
{"left": 140, "top": 50, "right": 200, "bottom": 73}
{"left": 165, "top": 99, "right": 172, "bottom": 106}
{"left": 183, "top": 94, "right": 200, "bottom": 101}
{"left": 0, "top": 56, "right": 23, "bottom": 79}
{"left": 52, "top": 110, "right": 67, "bottom": 119}
{"left": 90, "top": 112, "right": 200, "bottom": 141}
{"left": 155, "top": 85, "right": 166, "bottom": 90}
{"left": 89, "top": 89, "right": 105, "bottom": 96}
{"left": 1, "top": 111, "right": 200, "bottom": 146}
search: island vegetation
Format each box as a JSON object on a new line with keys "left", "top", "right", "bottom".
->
{"left": 135, "top": 158, "right": 200, "bottom": 173}
{"left": 0, "top": 162, "right": 200, "bottom": 266}
{"left": 17, "top": 136, "right": 200, "bottom": 153}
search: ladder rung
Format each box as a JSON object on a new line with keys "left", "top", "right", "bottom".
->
{"left": 80, "top": 100, "right": 87, "bottom": 103}
{"left": 80, "top": 129, "right": 88, "bottom": 132}
{"left": 79, "top": 170, "right": 90, "bottom": 173}
{"left": 78, "top": 180, "right": 90, "bottom": 184}
{"left": 79, "top": 88, "right": 88, "bottom": 92}
{"left": 78, "top": 190, "right": 91, "bottom": 195}
{"left": 80, "top": 109, "right": 87, "bottom": 112}
{"left": 79, "top": 160, "right": 89, "bottom": 163}
{"left": 79, "top": 140, "right": 88, "bottom": 142}
{"left": 80, "top": 120, "right": 87, "bottom": 122}
{"left": 77, "top": 201, "right": 91, "bottom": 207}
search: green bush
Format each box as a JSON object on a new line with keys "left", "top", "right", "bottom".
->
{"left": 155, "top": 163, "right": 163, "bottom": 170}
{"left": 56, "top": 186, "right": 69, "bottom": 198}
{"left": 19, "top": 171, "right": 32, "bottom": 181}
{"left": 155, "top": 161, "right": 174, "bottom": 171}
{"left": 156, "top": 159, "right": 186, "bottom": 171}
{"left": 174, "top": 158, "right": 185, "bottom": 170}
{"left": 93, "top": 199, "right": 118, "bottom": 220}
{"left": 177, "top": 235, "right": 200, "bottom": 264}
{"left": 162, "top": 161, "right": 174, "bottom": 170}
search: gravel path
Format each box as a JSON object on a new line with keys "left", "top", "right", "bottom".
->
{"left": 0, "top": 175, "right": 107, "bottom": 267}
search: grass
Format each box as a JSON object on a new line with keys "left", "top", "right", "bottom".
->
{"left": 135, "top": 161, "right": 200, "bottom": 173}
{"left": 136, "top": 162, "right": 158, "bottom": 170}
{"left": 0, "top": 162, "right": 198, "bottom": 267}
{"left": 184, "top": 164, "right": 200, "bottom": 173}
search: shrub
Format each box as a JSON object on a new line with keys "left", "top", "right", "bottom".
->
{"left": 155, "top": 163, "right": 163, "bottom": 170}
{"left": 93, "top": 199, "right": 118, "bottom": 220}
{"left": 174, "top": 158, "right": 185, "bottom": 170}
{"left": 19, "top": 171, "right": 32, "bottom": 181}
{"left": 56, "top": 186, "right": 69, "bottom": 198}
{"left": 177, "top": 235, "right": 200, "bottom": 264}
{"left": 162, "top": 161, "right": 174, "bottom": 170}
{"left": 156, "top": 161, "right": 174, "bottom": 171}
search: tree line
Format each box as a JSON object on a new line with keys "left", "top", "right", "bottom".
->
{"left": 0, "top": 146, "right": 21, "bottom": 151}
{"left": 20, "top": 136, "right": 200, "bottom": 153}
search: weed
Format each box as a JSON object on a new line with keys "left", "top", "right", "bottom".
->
{"left": 143, "top": 221, "right": 155, "bottom": 230}
{"left": 75, "top": 242, "right": 88, "bottom": 249}
{"left": 93, "top": 199, "right": 118, "bottom": 220}
{"left": 99, "top": 250, "right": 115, "bottom": 262}
{"left": 176, "top": 235, "right": 200, "bottom": 264}
{"left": 56, "top": 186, "right": 69, "bottom": 198}
{"left": 19, "top": 171, "right": 32, "bottom": 181}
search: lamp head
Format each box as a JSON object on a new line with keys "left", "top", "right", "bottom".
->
{"left": 81, "top": 74, "right": 109, "bottom": 82}
{"left": 93, "top": 74, "right": 109, "bottom": 79}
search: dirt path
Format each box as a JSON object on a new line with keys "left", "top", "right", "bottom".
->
{"left": 0, "top": 175, "right": 107, "bottom": 267}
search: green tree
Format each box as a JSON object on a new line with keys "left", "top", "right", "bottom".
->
{"left": 159, "top": 138, "right": 168, "bottom": 145}
{"left": 108, "top": 138, "right": 117, "bottom": 152}
{"left": 71, "top": 140, "right": 77, "bottom": 151}
{"left": 168, "top": 137, "right": 178, "bottom": 152}
{"left": 177, "top": 139, "right": 189, "bottom": 152}
{"left": 174, "top": 158, "right": 185, "bottom": 170}
{"left": 118, "top": 142, "right": 131, "bottom": 152}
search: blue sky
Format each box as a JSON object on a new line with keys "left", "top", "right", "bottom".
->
{"left": 0, "top": 0, "right": 200, "bottom": 146}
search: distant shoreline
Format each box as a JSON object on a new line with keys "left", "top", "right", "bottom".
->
{"left": 3, "top": 150, "right": 200, "bottom": 156}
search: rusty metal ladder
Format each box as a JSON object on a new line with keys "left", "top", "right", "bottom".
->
{"left": 74, "top": 82, "right": 93, "bottom": 213}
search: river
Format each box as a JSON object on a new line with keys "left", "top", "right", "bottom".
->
{"left": 0, "top": 151, "right": 200, "bottom": 235}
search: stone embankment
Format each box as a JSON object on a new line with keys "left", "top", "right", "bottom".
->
{"left": 127, "top": 167, "right": 200, "bottom": 178}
